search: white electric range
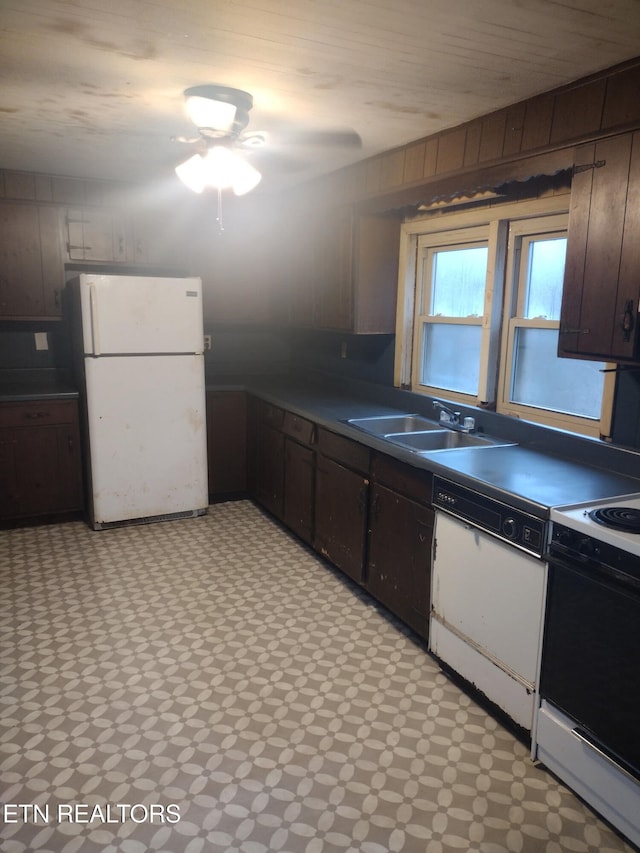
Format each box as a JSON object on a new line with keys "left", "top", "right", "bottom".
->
{"left": 536, "top": 492, "right": 640, "bottom": 849}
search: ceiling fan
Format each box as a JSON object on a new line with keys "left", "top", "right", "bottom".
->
{"left": 173, "top": 84, "right": 362, "bottom": 197}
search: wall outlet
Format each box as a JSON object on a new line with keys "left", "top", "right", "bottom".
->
{"left": 34, "top": 332, "right": 48, "bottom": 351}
{"left": 204, "top": 334, "right": 212, "bottom": 351}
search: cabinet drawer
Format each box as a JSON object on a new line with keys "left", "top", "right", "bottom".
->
{"left": 317, "top": 427, "right": 370, "bottom": 474}
{"left": 372, "top": 452, "right": 433, "bottom": 505}
{"left": 256, "top": 399, "right": 285, "bottom": 428}
{"left": 0, "top": 399, "right": 78, "bottom": 427}
{"left": 283, "top": 412, "right": 315, "bottom": 445}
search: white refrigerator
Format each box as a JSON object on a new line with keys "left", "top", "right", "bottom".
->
{"left": 70, "top": 273, "right": 208, "bottom": 530}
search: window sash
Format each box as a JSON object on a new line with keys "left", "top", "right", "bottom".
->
{"left": 412, "top": 224, "right": 501, "bottom": 403}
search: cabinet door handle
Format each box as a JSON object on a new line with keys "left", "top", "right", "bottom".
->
{"left": 622, "top": 299, "right": 635, "bottom": 342}
{"left": 358, "top": 484, "right": 368, "bottom": 515}
{"left": 25, "top": 411, "right": 51, "bottom": 420}
{"left": 68, "top": 437, "right": 74, "bottom": 451}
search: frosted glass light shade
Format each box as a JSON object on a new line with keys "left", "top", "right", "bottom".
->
{"left": 175, "top": 146, "right": 261, "bottom": 195}
{"left": 174, "top": 153, "right": 207, "bottom": 194}
{"left": 185, "top": 96, "right": 237, "bottom": 132}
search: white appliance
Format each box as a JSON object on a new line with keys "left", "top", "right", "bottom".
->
{"left": 429, "top": 476, "right": 548, "bottom": 735}
{"left": 536, "top": 493, "right": 640, "bottom": 848}
{"left": 71, "top": 273, "right": 208, "bottom": 530}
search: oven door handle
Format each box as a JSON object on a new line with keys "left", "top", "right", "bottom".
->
{"left": 546, "top": 548, "right": 640, "bottom": 593}
{"left": 572, "top": 726, "right": 640, "bottom": 784}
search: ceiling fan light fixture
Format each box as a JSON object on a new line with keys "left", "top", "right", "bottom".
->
{"left": 175, "top": 145, "right": 261, "bottom": 195}
{"left": 174, "top": 152, "right": 207, "bottom": 193}
{"left": 183, "top": 85, "right": 253, "bottom": 135}
{"left": 185, "top": 96, "right": 237, "bottom": 133}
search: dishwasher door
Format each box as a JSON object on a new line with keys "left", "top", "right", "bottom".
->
{"left": 429, "top": 511, "right": 547, "bottom": 732}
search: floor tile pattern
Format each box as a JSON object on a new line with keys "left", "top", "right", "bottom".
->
{"left": 0, "top": 501, "right": 635, "bottom": 852}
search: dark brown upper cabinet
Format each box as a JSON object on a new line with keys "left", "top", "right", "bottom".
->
{"left": 559, "top": 131, "right": 640, "bottom": 362}
{"left": 306, "top": 208, "right": 401, "bottom": 334}
{"left": 0, "top": 202, "right": 65, "bottom": 319}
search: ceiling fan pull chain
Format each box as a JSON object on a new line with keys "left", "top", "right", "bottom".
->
{"left": 216, "top": 187, "right": 224, "bottom": 234}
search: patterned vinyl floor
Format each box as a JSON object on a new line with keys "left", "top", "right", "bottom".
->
{"left": 0, "top": 501, "right": 635, "bottom": 853}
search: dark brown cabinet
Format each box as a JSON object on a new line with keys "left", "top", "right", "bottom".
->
{"left": 282, "top": 412, "right": 315, "bottom": 544}
{"left": 247, "top": 397, "right": 285, "bottom": 519}
{"left": 367, "top": 454, "right": 434, "bottom": 639}
{"left": 560, "top": 130, "right": 640, "bottom": 362}
{"left": 0, "top": 399, "right": 83, "bottom": 521}
{"left": 206, "top": 390, "right": 247, "bottom": 499}
{"left": 292, "top": 208, "right": 401, "bottom": 333}
{"left": 0, "top": 203, "right": 65, "bottom": 318}
{"left": 314, "top": 428, "right": 370, "bottom": 584}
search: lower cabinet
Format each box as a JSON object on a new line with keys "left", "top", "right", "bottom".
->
{"left": 367, "top": 453, "right": 434, "bottom": 640}
{"left": 282, "top": 412, "right": 316, "bottom": 544}
{"left": 0, "top": 399, "right": 84, "bottom": 521}
{"left": 206, "top": 390, "right": 247, "bottom": 499}
{"left": 314, "top": 428, "right": 370, "bottom": 584}
{"left": 246, "top": 399, "right": 436, "bottom": 640}
{"left": 247, "top": 397, "right": 286, "bottom": 519}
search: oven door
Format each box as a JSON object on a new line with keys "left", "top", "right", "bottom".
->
{"left": 540, "top": 550, "right": 640, "bottom": 780}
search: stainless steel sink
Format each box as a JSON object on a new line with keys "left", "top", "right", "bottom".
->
{"left": 346, "top": 414, "right": 443, "bottom": 435}
{"left": 346, "top": 412, "right": 515, "bottom": 453}
{"left": 386, "top": 430, "right": 513, "bottom": 452}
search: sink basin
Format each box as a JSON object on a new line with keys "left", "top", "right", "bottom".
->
{"left": 346, "top": 414, "right": 443, "bottom": 435}
{"left": 387, "top": 430, "right": 513, "bottom": 452}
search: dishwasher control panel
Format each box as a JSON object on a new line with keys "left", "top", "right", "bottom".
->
{"left": 432, "top": 476, "right": 547, "bottom": 556}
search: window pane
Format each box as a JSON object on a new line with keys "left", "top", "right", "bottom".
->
{"left": 524, "top": 238, "right": 566, "bottom": 320}
{"left": 421, "top": 323, "right": 481, "bottom": 395}
{"left": 430, "top": 246, "right": 488, "bottom": 317}
{"left": 511, "top": 327, "right": 604, "bottom": 419}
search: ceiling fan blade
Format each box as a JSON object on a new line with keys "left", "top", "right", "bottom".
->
{"left": 282, "top": 128, "right": 362, "bottom": 148}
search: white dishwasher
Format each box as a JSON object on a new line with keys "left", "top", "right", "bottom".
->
{"left": 430, "top": 476, "right": 548, "bottom": 735}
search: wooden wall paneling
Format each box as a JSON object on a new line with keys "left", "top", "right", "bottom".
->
{"left": 503, "top": 103, "right": 526, "bottom": 156}
{"left": 403, "top": 142, "right": 427, "bottom": 184}
{"left": 521, "top": 94, "right": 555, "bottom": 152}
{"left": 479, "top": 110, "right": 507, "bottom": 162}
{"left": 463, "top": 122, "right": 482, "bottom": 167}
{"left": 436, "top": 127, "right": 466, "bottom": 174}
{"left": 550, "top": 79, "right": 607, "bottom": 144}
{"left": 365, "top": 157, "right": 382, "bottom": 195}
{"left": 379, "top": 149, "right": 405, "bottom": 191}
{"left": 34, "top": 175, "right": 52, "bottom": 202}
{"left": 602, "top": 63, "right": 640, "bottom": 130}
{"left": 424, "top": 137, "right": 439, "bottom": 178}
{"left": 4, "top": 172, "right": 36, "bottom": 200}
{"left": 51, "top": 177, "right": 85, "bottom": 205}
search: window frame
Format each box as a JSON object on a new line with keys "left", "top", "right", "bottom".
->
{"left": 496, "top": 214, "right": 615, "bottom": 437}
{"left": 395, "top": 195, "right": 614, "bottom": 438}
{"left": 412, "top": 226, "right": 494, "bottom": 402}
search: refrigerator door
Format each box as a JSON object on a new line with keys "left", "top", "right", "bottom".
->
{"left": 78, "top": 274, "right": 204, "bottom": 355}
{"left": 84, "top": 354, "right": 208, "bottom": 526}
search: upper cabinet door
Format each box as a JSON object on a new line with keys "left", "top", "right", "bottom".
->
{"left": 559, "top": 131, "right": 640, "bottom": 362}
{"left": 0, "top": 202, "right": 65, "bottom": 319}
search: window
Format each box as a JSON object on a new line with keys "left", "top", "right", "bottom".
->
{"left": 414, "top": 228, "right": 490, "bottom": 397}
{"left": 396, "top": 198, "right": 614, "bottom": 438}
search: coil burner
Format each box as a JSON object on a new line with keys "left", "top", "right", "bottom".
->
{"left": 588, "top": 506, "right": 640, "bottom": 532}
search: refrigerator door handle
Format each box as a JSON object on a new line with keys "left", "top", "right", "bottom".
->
{"left": 89, "top": 283, "right": 101, "bottom": 355}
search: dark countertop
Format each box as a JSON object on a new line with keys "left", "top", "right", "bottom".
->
{"left": 5, "top": 367, "right": 639, "bottom": 515}
{"left": 236, "top": 375, "right": 640, "bottom": 516}
{"left": 0, "top": 369, "right": 79, "bottom": 402}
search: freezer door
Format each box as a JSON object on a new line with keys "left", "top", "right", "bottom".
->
{"left": 78, "top": 274, "right": 203, "bottom": 355}
{"left": 84, "top": 355, "right": 208, "bottom": 525}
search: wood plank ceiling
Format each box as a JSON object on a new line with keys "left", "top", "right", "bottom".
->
{"left": 1, "top": 0, "right": 640, "bottom": 192}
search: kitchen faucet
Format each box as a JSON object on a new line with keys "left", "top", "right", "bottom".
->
{"left": 432, "top": 400, "right": 475, "bottom": 432}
